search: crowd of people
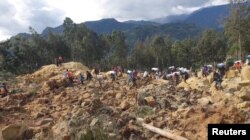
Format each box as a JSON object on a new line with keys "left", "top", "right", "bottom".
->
{"left": 1, "top": 55, "right": 250, "bottom": 98}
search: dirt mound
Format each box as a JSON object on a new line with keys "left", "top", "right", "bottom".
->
{"left": 178, "top": 77, "right": 210, "bottom": 91}
{"left": 1, "top": 62, "right": 250, "bottom": 140}
{"left": 17, "top": 62, "right": 90, "bottom": 91}
{"left": 241, "top": 65, "right": 250, "bottom": 81}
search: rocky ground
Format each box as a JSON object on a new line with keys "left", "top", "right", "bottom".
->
{"left": 0, "top": 62, "right": 250, "bottom": 140}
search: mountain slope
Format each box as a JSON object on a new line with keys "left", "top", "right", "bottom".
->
{"left": 125, "top": 22, "right": 202, "bottom": 46}
{"left": 185, "top": 4, "right": 230, "bottom": 28}
{"left": 150, "top": 14, "right": 189, "bottom": 24}
{"left": 84, "top": 18, "right": 159, "bottom": 34}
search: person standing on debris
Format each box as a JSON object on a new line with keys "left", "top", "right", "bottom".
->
{"left": 217, "top": 63, "right": 225, "bottom": 77}
{"left": 66, "top": 69, "right": 74, "bottom": 84}
{"left": 202, "top": 65, "right": 208, "bottom": 77}
{"left": 213, "top": 71, "right": 223, "bottom": 90}
{"left": 143, "top": 70, "right": 148, "bottom": 79}
{"left": 127, "top": 70, "right": 132, "bottom": 85}
{"left": 58, "top": 56, "right": 63, "bottom": 66}
{"left": 55, "top": 58, "right": 59, "bottom": 67}
{"left": 0, "top": 83, "right": 8, "bottom": 97}
{"left": 94, "top": 67, "right": 99, "bottom": 76}
{"left": 110, "top": 70, "right": 116, "bottom": 82}
{"left": 132, "top": 69, "right": 138, "bottom": 87}
{"left": 174, "top": 73, "right": 180, "bottom": 86}
{"left": 86, "top": 71, "right": 92, "bottom": 81}
{"left": 96, "top": 74, "right": 103, "bottom": 88}
{"left": 234, "top": 61, "right": 242, "bottom": 73}
{"left": 79, "top": 73, "right": 84, "bottom": 85}
{"left": 183, "top": 71, "right": 189, "bottom": 83}
{"left": 246, "top": 55, "right": 250, "bottom": 65}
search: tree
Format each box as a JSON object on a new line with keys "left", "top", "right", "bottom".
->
{"left": 150, "top": 35, "right": 166, "bottom": 69}
{"left": 196, "top": 29, "right": 227, "bottom": 64}
{"left": 109, "top": 31, "right": 128, "bottom": 67}
{"left": 224, "top": 3, "right": 250, "bottom": 59}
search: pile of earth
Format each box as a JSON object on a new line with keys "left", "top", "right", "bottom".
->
{"left": 1, "top": 62, "right": 250, "bottom": 140}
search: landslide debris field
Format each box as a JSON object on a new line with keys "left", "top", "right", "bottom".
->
{"left": 1, "top": 62, "right": 250, "bottom": 140}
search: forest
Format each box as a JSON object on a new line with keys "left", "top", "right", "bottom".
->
{"left": 0, "top": 4, "right": 249, "bottom": 74}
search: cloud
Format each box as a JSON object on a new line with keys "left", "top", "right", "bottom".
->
{"left": 98, "top": 0, "right": 229, "bottom": 20}
{"left": 0, "top": 0, "right": 64, "bottom": 40}
{"left": 0, "top": 0, "right": 229, "bottom": 41}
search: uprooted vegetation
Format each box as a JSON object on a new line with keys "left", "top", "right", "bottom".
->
{"left": 1, "top": 62, "right": 250, "bottom": 140}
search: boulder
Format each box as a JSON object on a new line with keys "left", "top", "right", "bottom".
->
{"left": 198, "top": 97, "right": 212, "bottom": 106}
{"left": 82, "top": 93, "right": 91, "bottom": 99}
{"left": 37, "top": 98, "right": 50, "bottom": 104}
{"left": 39, "top": 118, "right": 54, "bottom": 125}
{"left": 2, "top": 124, "right": 28, "bottom": 140}
{"left": 144, "top": 96, "right": 156, "bottom": 107}
{"left": 237, "top": 88, "right": 250, "bottom": 101}
{"left": 75, "top": 108, "right": 84, "bottom": 117}
{"left": 225, "top": 69, "right": 237, "bottom": 79}
{"left": 120, "top": 100, "right": 130, "bottom": 110}
{"left": 115, "top": 92, "right": 123, "bottom": 99}
{"left": 90, "top": 118, "right": 99, "bottom": 127}
{"left": 241, "top": 65, "right": 250, "bottom": 81}
{"left": 238, "top": 80, "right": 250, "bottom": 87}
{"left": 237, "top": 102, "right": 250, "bottom": 109}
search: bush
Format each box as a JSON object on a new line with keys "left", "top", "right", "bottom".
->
{"left": 136, "top": 106, "right": 154, "bottom": 118}
{"left": 78, "top": 128, "right": 113, "bottom": 140}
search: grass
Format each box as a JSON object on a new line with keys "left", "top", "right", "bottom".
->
{"left": 136, "top": 106, "right": 154, "bottom": 118}
{"left": 78, "top": 128, "right": 113, "bottom": 140}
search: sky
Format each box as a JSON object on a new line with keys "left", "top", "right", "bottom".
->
{"left": 0, "top": 0, "right": 230, "bottom": 41}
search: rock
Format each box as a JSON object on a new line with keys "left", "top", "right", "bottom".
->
{"left": 180, "top": 103, "right": 188, "bottom": 108}
{"left": 226, "top": 69, "right": 237, "bottom": 79}
{"left": 52, "top": 121, "right": 69, "bottom": 139}
{"left": 82, "top": 93, "right": 91, "bottom": 99}
{"left": 144, "top": 96, "right": 156, "bottom": 107}
{"left": 62, "top": 135, "right": 71, "bottom": 140}
{"left": 2, "top": 124, "right": 28, "bottom": 140}
{"left": 241, "top": 65, "right": 250, "bottom": 81}
{"left": 75, "top": 108, "right": 84, "bottom": 117}
{"left": 116, "top": 92, "right": 123, "bottom": 99}
{"left": 238, "top": 80, "right": 250, "bottom": 87}
{"left": 37, "top": 98, "right": 50, "bottom": 104}
{"left": 237, "top": 88, "right": 250, "bottom": 101}
{"left": 159, "top": 98, "right": 171, "bottom": 109}
{"left": 23, "top": 128, "right": 34, "bottom": 140}
{"left": 198, "top": 97, "right": 212, "bottom": 106}
{"left": 237, "top": 102, "right": 250, "bottom": 109}
{"left": 81, "top": 102, "right": 86, "bottom": 107}
{"left": 90, "top": 118, "right": 99, "bottom": 127}
{"left": 88, "top": 99, "right": 103, "bottom": 114}
{"left": 120, "top": 100, "right": 130, "bottom": 110}
{"left": 33, "top": 112, "right": 45, "bottom": 119}
{"left": 69, "top": 117, "right": 79, "bottom": 127}
{"left": 40, "top": 118, "right": 54, "bottom": 125}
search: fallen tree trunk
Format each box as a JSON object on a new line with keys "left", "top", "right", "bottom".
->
{"left": 137, "top": 118, "right": 189, "bottom": 140}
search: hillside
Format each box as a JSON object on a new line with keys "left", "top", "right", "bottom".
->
{"left": 151, "top": 4, "right": 230, "bottom": 29}
{"left": 13, "top": 4, "right": 231, "bottom": 42}
{"left": 125, "top": 22, "right": 202, "bottom": 46}
{"left": 185, "top": 4, "right": 230, "bottom": 28}
{"left": 85, "top": 18, "right": 159, "bottom": 34}
{"left": 1, "top": 62, "right": 250, "bottom": 140}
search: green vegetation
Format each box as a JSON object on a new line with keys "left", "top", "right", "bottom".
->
{"left": 136, "top": 106, "right": 154, "bottom": 118}
{"left": 0, "top": 4, "right": 249, "bottom": 74}
{"left": 78, "top": 128, "right": 113, "bottom": 140}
